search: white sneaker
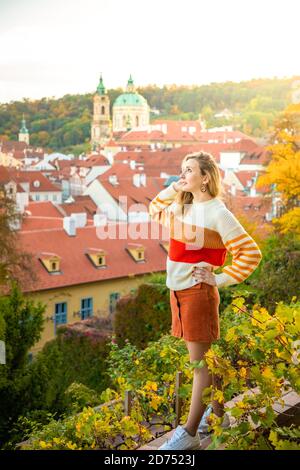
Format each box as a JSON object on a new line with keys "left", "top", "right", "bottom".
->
{"left": 158, "top": 425, "right": 201, "bottom": 450}
{"left": 198, "top": 406, "right": 231, "bottom": 435}
{"left": 198, "top": 405, "right": 213, "bottom": 434}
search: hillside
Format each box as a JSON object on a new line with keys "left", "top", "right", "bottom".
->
{"left": 0, "top": 77, "right": 298, "bottom": 154}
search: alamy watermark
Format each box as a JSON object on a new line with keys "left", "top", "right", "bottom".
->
{"left": 94, "top": 198, "right": 206, "bottom": 250}
{"left": 0, "top": 341, "right": 5, "bottom": 364}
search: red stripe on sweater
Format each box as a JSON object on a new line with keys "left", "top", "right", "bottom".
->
{"left": 169, "top": 238, "right": 227, "bottom": 265}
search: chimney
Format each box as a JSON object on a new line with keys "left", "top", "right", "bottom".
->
{"left": 63, "top": 216, "right": 76, "bottom": 236}
{"left": 162, "top": 124, "right": 167, "bottom": 134}
{"left": 70, "top": 212, "right": 87, "bottom": 228}
{"left": 231, "top": 183, "right": 236, "bottom": 196}
{"left": 129, "top": 160, "right": 136, "bottom": 170}
{"left": 108, "top": 173, "right": 118, "bottom": 185}
{"left": 140, "top": 173, "right": 146, "bottom": 187}
{"left": 133, "top": 174, "right": 140, "bottom": 187}
{"left": 250, "top": 187, "right": 256, "bottom": 197}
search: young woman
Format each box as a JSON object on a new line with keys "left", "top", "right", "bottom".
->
{"left": 149, "top": 151, "right": 262, "bottom": 450}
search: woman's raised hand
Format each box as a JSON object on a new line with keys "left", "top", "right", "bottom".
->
{"left": 173, "top": 178, "right": 187, "bottom": 192}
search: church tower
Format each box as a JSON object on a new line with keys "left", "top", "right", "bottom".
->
{"left": 18, "top": 114, "right": 30, "bottom": 145}
{"left": 91, "top": 75, "right": 111, "bottom": 150}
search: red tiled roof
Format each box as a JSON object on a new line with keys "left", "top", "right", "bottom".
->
{"left": 198, "top": 130, "right": 250, "bottom": 143}
{"left": 100, "top": 176, "right": 166, "bottom": 208}
{"left": 25, "top": 201, "right": 64, "bottom": 218}
{"left": 99, "top": 161, "right": 144, "bottom": 179}
{"left": 0, "top": 140, "right": 27, "bottom": 152}
{"left": 112, "top": 145, "right": 234, "bottom": 178}
{"left": 21, "top": 216, "right": 64, "bottom": 231}
{"left": 235, "top": 171, "right": 258, "bottom": 187}
{"left": 19, "top": 222, "right": 167, "bottom": 292}
{"left": 8, "top": 170, "right": 61, "bottom": 192}
{"left": 60, "top": 195, "right": 98, "bottom": 217}
{"left": 234, "top": 170, "right": 271, "bottom": 194}
{"left": 84, "top": 154, "right": 109, "bottom": 166}
{"left": 224, "top": 192, "right": 273, "bottom": 230}
{"left": 0, "top": 165, "right": 13, "bottom": 183}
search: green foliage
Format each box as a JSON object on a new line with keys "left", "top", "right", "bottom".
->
{"left": 205, "top": 296, "right": 300, "bottom": 450}
{"left": 22, "top": 326, "right": 111, "bottom": 415}
{"left": 63, "top": 382, "right": 101, "bottom": 414}
{"left": 1, "top": 317, "right": 111, "bottom": 447}
{"left": 246, "top": 232, "right": 300, "bottom": 313}
{"left": 0, "top": 283, "right": 45, "bottom": 446}
{"left": 19, "top": 294, "right": 300, "bottom": 450}
{"left": 21, "top": 404, "right": 153, "bottom": 450}
{"left": 0, "top": 77, "right": 295, "bottom": 151}
{"left": 113, "top": 282, "right": 171, "bottom": 349}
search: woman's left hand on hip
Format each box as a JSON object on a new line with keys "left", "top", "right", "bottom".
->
{"left": 192, "top": 266, "right": 217, "bottom": 286}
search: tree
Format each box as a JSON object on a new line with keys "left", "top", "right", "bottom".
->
{"left": 247, "top": 232, "right": 300, "bottom": 313}
{"left": 0, "top": 283, "right": 45, "bottom": 446}
{"left": 0, "top": 187, "right": 35, "bottom": 293}
{"left": 256, "top": 103, "right": 300, "bottom": 236}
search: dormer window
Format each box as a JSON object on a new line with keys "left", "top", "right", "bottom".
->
{"left": 86, "top": 248, "right": 107, "bottom": 268}
{"left": 39, "top": 253, "right": 61, "bottom": 274}
{"left": 126, "top": 244, "right": 145, "bottom": 263}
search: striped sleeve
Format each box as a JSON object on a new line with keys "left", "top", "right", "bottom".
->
{"left": 148, "top": 182, "right": 178, "bottom": 228}
{"left": 214, "top": 208, "right": 263, "bottom": 288}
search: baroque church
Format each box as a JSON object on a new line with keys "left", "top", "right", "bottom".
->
{"left": 91, "top": 75, "right": 150, "bottom": 149}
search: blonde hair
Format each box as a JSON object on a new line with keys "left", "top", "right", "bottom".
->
{"left": 175, "top": 151, "right": 225, "bottom": 207}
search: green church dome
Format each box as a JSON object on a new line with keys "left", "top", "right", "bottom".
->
{"left": 113, "top": 92, "right": 147, "bottom": 107}
{"left": 113, "top": 75, "right": 148, "bottom": 108}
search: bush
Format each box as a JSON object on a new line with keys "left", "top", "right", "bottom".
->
{"left": 113, "top": 282, "right": 171, "bottom": 349}
{"left": 247, "top": 232, "right": 300, "bottom": 314}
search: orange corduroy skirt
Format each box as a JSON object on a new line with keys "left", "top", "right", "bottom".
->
{"left": 170, "top": 282, "right": 220, "bottom": 342}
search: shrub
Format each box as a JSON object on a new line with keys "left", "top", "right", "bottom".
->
{"left": 113, "top": 282, "right": 171, "bottom": 349}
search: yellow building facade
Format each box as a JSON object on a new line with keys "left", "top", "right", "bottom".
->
{"left": 26, "top": 273, "right": 155, "bottom": 355}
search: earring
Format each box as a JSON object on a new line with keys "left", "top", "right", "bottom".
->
{"left": 201, "top": 184, "right": 207, "bottom": 192}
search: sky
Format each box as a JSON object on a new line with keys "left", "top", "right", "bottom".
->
{"left": 0, "top": 0, "right": 299, "bottom": 103}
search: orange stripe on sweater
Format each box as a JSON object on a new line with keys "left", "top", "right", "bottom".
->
{"left": 223, "top": 267, "right": 244, "bottom": 282}
{"left": 240, "top": 254, "right": 262, "bottom": 260}
{"left": 231, "top": 263, "right": 254, "bottom": 275}
{"left": 155, "top": 197, "right": 171, "bottom": 206}
{"left": 224, "top": 233, "right": 249, "bottom": 247}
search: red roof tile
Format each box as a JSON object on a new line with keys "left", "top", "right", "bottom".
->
{"left": 19, "top": 222, "right": 167, "bottom": 292}
{"left": 7, "top": 170, "right": 61, "bottom": 192}
{"left": 60, "top": 195, "right": 98, "bottom": 217}
{"left": 26, "top": 201, "right": 64, "bottom": 218}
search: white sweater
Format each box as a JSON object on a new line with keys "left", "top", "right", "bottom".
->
{"left": 149, "top": 182, "right": 263, "bottom": 291}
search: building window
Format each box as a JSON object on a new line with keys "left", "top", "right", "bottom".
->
{"left": 109, "top": 292, "right": 120, "bottom": 315}
{"left": 81, "top": 297, "right": 93, "bottom": 320}
{"left": 101, "top": 106, "right": 105, "bottom": 115}
{"left": 136, "top": 116, "right": 139, "bottom": 127}
{"left": 54, "top": 302, "right": 67, "bottom": 331}
{"left": 44, "top": 194, "right": 48, "bottom": 201}
{"left": 53, "top": 194, "right": 57, "bottom": 201}
{"left": 52, "top": 262, "right": 56, "bottom": 270}
{"left": 36, "top": 194, "right": 40, "bottom": 201}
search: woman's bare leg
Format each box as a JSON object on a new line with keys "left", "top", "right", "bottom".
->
{"left": 183, "top": 340, "right": 212, "bottom": 437}
{"left": 212, "top": 373, "right": 225, "bottom": 418}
